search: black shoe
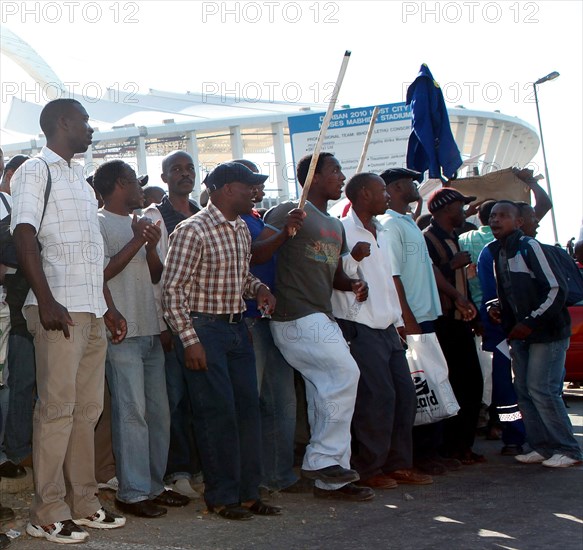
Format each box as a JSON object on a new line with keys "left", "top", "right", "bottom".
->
{"left": 301, "top": 465, "right": 360, "bottom": 484}
{"left": 0, "top": 461, "right": 26, "bottom": 479}
{"left": 115, "top": 499, "right": 167, "bottom": 518}
{"left": 0, "top": 533, "right": 9, "bottom": 549}
{"left": 414, "top": 458, "right": 447, "bottom": 476}
{"left": 244, "top": 499, "right": 282, "bottom": 516}
{"left": 208, "top": 504, "right": 253, "bottom": 521}
{"left": 433, "top": 455, "right": 463, "bottom": 471}
{"left": 501, "top": 444, "right": 524, "bottom": 456}
{"left": 314, "top": 483, "right": 375, "bottom": 502}
{"left": 151, "top": 489, "right": 190, "bottom": 507}
{"left": 281, "top": 478, "right": 314, "bottom": 493}
{"left": 0, "top": 505, "right": 14, "bottom": 521}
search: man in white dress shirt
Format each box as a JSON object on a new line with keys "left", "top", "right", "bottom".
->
{"left": 11, "top": 99, "right": 126, "bottom": 544}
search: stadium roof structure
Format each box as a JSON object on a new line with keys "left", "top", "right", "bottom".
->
{"left": 1, "top": 26, "right": 539, "bottom": 201}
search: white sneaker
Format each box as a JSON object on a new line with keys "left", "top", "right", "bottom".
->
{"left": 27, "top": 520, "right": 89, "bottom": 544}
{"left": 74, "top": 507, "right": 126, "bottom": 529}
{"left": 542, "top": 454, "right": 582, "bottom": 468}
{"left": 97, "top": 476, "right": 119, "bottom": 491}
{"left": 515, "top": 451, "right": 546, "bottom": 464}
{"left": 170, "top": 478, "right": 198, "bottom": 499}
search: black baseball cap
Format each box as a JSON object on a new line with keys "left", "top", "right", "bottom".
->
{"left": 379, "top": 167, "right": 423, "bottom": 186}
{"left": 204, "top": 162, "right": 268, "bottom": 193}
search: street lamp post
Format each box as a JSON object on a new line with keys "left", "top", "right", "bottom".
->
{"left": 533, "top": 71, "right": 559, "bottom": 244}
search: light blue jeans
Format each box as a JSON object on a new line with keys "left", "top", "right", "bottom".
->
{"left": 106, "top": 336, "right": 170, "bottom": 503}
{"left": 246, "top": 317, "right": 298, "bottom": 491}
{"left": 510, "top": 338, "right": 582, "bottom": 460}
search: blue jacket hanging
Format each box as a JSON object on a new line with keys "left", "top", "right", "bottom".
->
{"left": 406, "top": 64, "right": 463, "bottom": 180}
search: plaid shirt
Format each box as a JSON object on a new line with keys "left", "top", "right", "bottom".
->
{"left": 162, "top": 202, "right": 264, "bottom": 347}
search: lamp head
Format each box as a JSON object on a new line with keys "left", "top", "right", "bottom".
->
{"left": 534, "top": 71, "right": 560, "bottom": 85}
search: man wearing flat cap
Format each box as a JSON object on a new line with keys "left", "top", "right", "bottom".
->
{"left": 162, "top": 162, "right": 281, "bottom": 520}
{"left": 423, "top": 187, "right": 484, "bottom": 465}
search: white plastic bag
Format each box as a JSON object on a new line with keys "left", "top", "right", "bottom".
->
{"left": 406, "top": 333, "right": 460, "bottom": 426}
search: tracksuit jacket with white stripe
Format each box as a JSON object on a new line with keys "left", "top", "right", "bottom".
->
{"left": 487, "top": 229, "right": 571, "bottom": 343}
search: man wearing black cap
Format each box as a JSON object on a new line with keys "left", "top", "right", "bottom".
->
{"left": 162, "top": 162, "right": 280, "bottom": 520}
{"left": 423, "top": 188, "right": 484, "bottom": 464}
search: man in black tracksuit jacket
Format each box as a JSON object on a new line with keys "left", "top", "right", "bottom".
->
{"left": 487, "top": 201, "right": 581, "bottom": 468}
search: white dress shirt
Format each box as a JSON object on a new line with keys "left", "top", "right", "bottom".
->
{"left": 10, "top": 147, "right": 106, "bottom": 316}
{"left": 332, "top": 208, "right": 403, "bottom": 330}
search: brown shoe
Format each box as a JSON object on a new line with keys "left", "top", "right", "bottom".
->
{"left": 360, "top": 474, "right": 397, "bottom": 490}
{"left": 387, "top": 469, "right": 433, "bottom": 485}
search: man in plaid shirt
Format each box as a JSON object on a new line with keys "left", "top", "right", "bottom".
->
{"left": 162, "top": 162, "right": 280, "bottom": 521}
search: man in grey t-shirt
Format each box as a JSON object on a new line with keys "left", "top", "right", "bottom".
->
{"left": 94, "top": 160, "right": 189, "bottom": 518}
{"left": 266, "top": 153, "right": 373, "bottom": 502}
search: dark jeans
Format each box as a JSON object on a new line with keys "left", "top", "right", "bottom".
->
{"left": 165, "top": 337, "right": 201, "bottom": 483}
{"left": 177, "top": 314, "right": 262, "bottom": 507}
{"left": 338, "top": 320, "right": 416, "bottom": 479}
{"left": 5, "top": 332, "right": 36, "bottom": 463}
{"left": 435, "top": 317, "right": 483, "bottom": 455}
{"left": 492, "top": 348, "right": 525, "bottom": 446}
{"left": 245, "top": 317, "right": 297, "bottom": 491}
{"left": 413, "top": 321, "right": 444, "bottom": 461}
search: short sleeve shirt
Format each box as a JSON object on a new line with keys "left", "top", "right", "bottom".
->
{"left": 379, "top": 210, "right": 442, "bottom": 323}
{"left": 10, "top": 147, "right": 106, "bottom": 316}
{"left": 98, "top": 209, "right": 160, "bottom": 337}
{"left": 265, "top": 201, "right": 348, "bottom": 322}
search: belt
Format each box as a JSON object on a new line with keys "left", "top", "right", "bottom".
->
{"left": 191, "top": 312, "right": 244, "bottom": 324}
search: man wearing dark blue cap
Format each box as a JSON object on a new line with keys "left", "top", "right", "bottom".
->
{"left": 162, "top": 162, "right": 281, "bottom": 520}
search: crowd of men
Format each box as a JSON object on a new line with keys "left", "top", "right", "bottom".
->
{"left": 0, "top": 98, "right": 581, "bottom": 546}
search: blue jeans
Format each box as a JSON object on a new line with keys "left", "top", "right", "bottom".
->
{"left": 246, "top": 317, "right": 297, "bottom": 491}
{"left": 178, "top": 314, "right": 262, "bottom": 507}
{"left": 510, "top": 338, "right": 582, "bottom": 460}
{"left": 0, "top": 385, "right": 8, "bottom": 464}
{"left": 5, "top": 332, "right": 36, "bottom": 463}
{"left": 164, "top": 339, "right": 201, "bottom": 483}
{"left": 106, "top": 336, "right": 170, "bottom": 503}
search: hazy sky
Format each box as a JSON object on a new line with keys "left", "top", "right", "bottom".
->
{"left": 1, "top": 0, "right": 581, "bottom": 243}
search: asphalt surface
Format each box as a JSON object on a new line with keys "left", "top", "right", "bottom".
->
{"left": 2, "top": 390, "right": 582, "bottom": 550}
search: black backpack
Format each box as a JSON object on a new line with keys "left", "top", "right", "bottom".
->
{"left": 1, "top": 158, "right": 52, "bottom": 333}
{"left": 0, "top": 158, "right": 52, "bottom": 268}
{"left": 542, "top": 244, "right": 583, "bottom": 306}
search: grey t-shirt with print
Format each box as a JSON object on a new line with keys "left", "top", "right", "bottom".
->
{"left": 265, "top": 201, "right": 348, "bottom": 322}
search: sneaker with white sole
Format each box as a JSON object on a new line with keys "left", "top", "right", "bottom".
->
{"left": 97, "top": 476, "right": 119, "bottom": 491}
{"left": 74, "top": 507, "right": 126, "bottom": 529}
{"left": 26, "top": 520, "right": 89, "bottom": 544}
{"left": 515, "top": 451, "right": 546, "bottom": 464}
{"left": 170, "top": 478, "right": 198, "bottom": 499}
{"left": 542, "top": 454, "right": 582, "bottom": 468}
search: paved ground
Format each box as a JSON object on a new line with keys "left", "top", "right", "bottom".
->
{"left": 2, "top": 389, "right": 582, "bottom": 550}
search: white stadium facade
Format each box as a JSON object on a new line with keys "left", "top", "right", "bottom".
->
{"left": 1, "top": 26, "right": 540, "bottom": 205}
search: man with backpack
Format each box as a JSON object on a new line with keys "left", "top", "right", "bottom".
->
{"left": 11, "top": 99, "right": 127, "bottom": 543}
{"left": 486, "top": 201, "right": 582, "bottom": 468}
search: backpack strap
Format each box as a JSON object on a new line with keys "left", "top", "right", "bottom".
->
{"left": 0, "top": 193, "right": 11, "bottom": 214}
{"left": 36, "top": 157, "right": 52, "bottom": 227}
